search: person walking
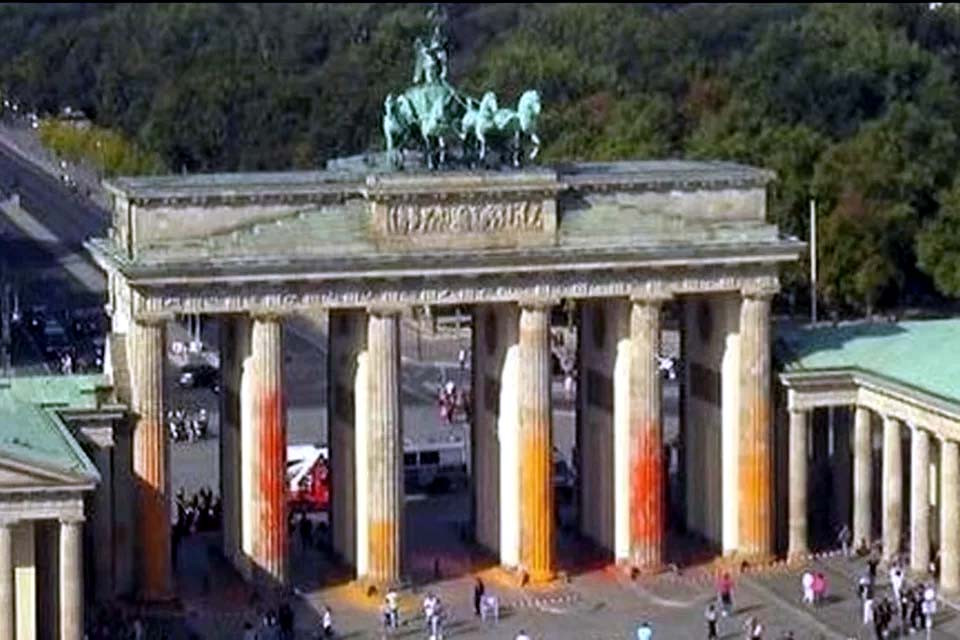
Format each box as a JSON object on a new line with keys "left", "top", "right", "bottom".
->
{"left": 386, "top": 588, "right": 400, "bottom": 629}
{"left": 801, "top": 571, "right": 814, "bottom": 606}
{"left": 321, "top": 606, "right": 334, "bottom": 638}
{"left": 473, "top": 577, "right": 485, "bottom": 617}
{"left": 837, "top": 524, "right": 852, "bottom": 558}
{"left": 515, "top": 630, "right": 531, "bottom": 640}
{"left": 637, "top": 621, "right": 653, "bottom": 640}
{"left": 718, "top": 572, "right": 735, "bottom": 617}
{"left": 812, "top": 572, "right": 827, "bottom": 607}
{"left": 705, "top": 602, "right": 719, "bottom": 639}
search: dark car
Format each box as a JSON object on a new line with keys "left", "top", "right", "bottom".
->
{"left": 178, "top": 363, "right": 219, "bottom": 392}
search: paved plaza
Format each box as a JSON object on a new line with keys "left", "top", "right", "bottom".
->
{"left": 156, "top": 320, "right": 957, "bottom": 639}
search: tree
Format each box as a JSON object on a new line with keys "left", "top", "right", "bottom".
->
{"left": 918, "top": 179, "right": 960, "bottom": 297}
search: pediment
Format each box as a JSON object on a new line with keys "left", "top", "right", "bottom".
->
{"left": 0, "top": 454, "right": 93, "bottom": 491}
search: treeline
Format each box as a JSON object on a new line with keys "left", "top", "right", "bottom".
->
{"left": 3, "top": 3, "right": 960, "bottom": 315}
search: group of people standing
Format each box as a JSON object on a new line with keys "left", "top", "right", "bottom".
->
{"left": 859, "top": 557, "right": 938, "bottom": 638}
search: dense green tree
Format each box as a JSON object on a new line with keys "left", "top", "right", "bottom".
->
{"left": 3, "top": 3, "right": 960, "bottom": 314}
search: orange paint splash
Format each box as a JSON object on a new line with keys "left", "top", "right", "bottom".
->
{"left": 630, "top": 420, "right": 663, "bottom": 570}
{"left": 369, "top": 519, "right": 399, "bottom": 583}
{"left": 256, "top": 387, "right": 287, "bottom": 578}
{"left": 520, "top": 423, "right": 554, "bottom": 582}
{"left": 739, "top": 397, "right": 772, "bottom": 558}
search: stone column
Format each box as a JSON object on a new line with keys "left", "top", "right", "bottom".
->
{"left": 365, "top": 309, "right": 403, "bottom": 587}
{"left": 738, "top": 288, "right": 774, "bottom": 559}
{"left": 130, "top": 316, "right": 172, "bottom": 599}
{"left": 629, "top": 298, "right": 664, "bottom": 572}
{"left": 853, "top": 405, "right": 873, "bottom": 551}
{"left": 60, "top": 518, "right": 84, "bottom": 640}
{"left": 518, "top": 301, "right": 554, "bottom": 582}
{"left": 910, "top": 426, "right": 930, "bottom": 574}
{"left": 250, "top": 314, "right": 287, "bottom": 584}
{"left": 941, "top": 438, "right": 960, "bottom": 593}
{"left": 787, "top": 408, "right": 809, "bottom": 560}
{"left": 0, "top": 521, "right": 12, "bottom": 640}
{"left": 882, "top": 415, "right": 903, "bottom": 561}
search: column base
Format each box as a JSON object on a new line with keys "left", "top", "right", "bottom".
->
{"left": 786, "top": 550, "right": 810, "bottom": 566}
{"left": 354, "top": 575, "right": 407, "bottom": 597}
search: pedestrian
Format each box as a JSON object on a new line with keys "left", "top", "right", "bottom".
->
{"left": 837, "top": 524, "right": 852, "bottom": 557}
{"left": 812, "top": 572, "right": 827, "bottom": 607}
{"left": 745, "top": 616, "right": 763, "bottom": 639}
{"left": 278, "top": 601, "right": 294, "bottom": 640}
{"left": 637, "top": 620, "right": 653, "bottom": 640}
{"left": 321, "top": 606, "right": 334, "bottom": 638}
{"left": 718, "top": 572, "right": 734, "bottom": 617}
{"left": 705, "top": 602, "right": 719, "bottom": 639}
{"left": 867, "top": 554, "right": 879, "bottom": 582}
{"left": 801, "top": 570, "right": 814, "bottom": 605}
{"left": 386, "top": 588, "right": 400, "bottom": 629}
{"left": 422, "top": 592, "right": 436, "bottom": 630}
{"left": 515, "top": 630, "right": 531, "bottom": 640}
{"left": 889, "top": 564, "right": 904, "bottom": 601}
{"left": 473, "top": 577, "right": 485, "bottom": 617}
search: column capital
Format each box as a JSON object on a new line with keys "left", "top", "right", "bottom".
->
{"left": 365, "top": 304, "right": 406, "bottom": 317}
{"left": 740, "top": 278, "right": 780, "bottom": 299}
{"left": 59, "top": 516, "right": 85, "bottom": 526}
{"left": 517, "top": 297, "right": 557, "bottom": 311}
{"left": 249, "top": 309, "right": 286, "bottom": 322}
{"left": 133, "top": 311, "right": 174, "bottom": 326}
{"left": 628, "top": 292, "right": 672, "bottom": 306}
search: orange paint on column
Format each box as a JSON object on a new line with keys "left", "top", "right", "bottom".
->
{"left": 256, "top": 387, "right": 287, "bottom": 580}
{"left": 520, "top": 420, "right": 554, "bottom": 582}
{"left": 132, "top": 319, "right": 172, "bottom": 600}
{"left": 630, "top": 422, "right": 663, "bottom": 569}
{"left": 738, "top": 293, "right": 773, "bottom": 560}
{"left": 368, "top": 520, "right": 398, "bottom": 581}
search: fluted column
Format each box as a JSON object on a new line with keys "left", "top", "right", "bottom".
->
{"left": 882, "top": 416, "right": 903, "bottom": 561}
{"left": 853, "top": 405, "right": 873, "bottom": 550}
{"left": 250, "top": 315, "right": 287, "bottom": 584}
{"left": 366, "top": 309, "right": 403, "bottom": 587}
{"left": 0, "top": 521, "right": 13, "bottom": 640}
{"left": 628, "top": 298, "right": 664, "bottom": 572}
{"left": 787, "top": 408, "right": 809, "bottom": 560}
{"left": 910, "top": 426, "right": 930, "bottom": 574}
{"left": 130, "top": 316, "right": 171, "bottom": 599}
{"left": 738, "top": 289, "right": 774, "bottom": 559}
{"left": 940, "top": 438, "right": 959, "bottom": 593}
{"left": 518, "top": 302, "right": 554, "bottom": 582}
{"left": 60, "top": 518, "right": 84, "bottom": 640}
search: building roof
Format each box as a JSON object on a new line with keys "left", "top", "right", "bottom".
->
{"left": 0, "top": 375, "right": 107, "bottom": 482}
{"left": 777, "top": 319, "right": 960, "bottom": 403}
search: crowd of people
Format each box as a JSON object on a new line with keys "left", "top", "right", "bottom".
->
{"left": 437, "top": 378, "right": 470, "bottom": 425}
{"left": 172, "top": 486, "right": 222, "bottom": 567}
{"left": 858, "top": 555, "right": 939, "bottom": 638}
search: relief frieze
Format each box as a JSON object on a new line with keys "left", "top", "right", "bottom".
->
{"left": 384, "top": 200, "right": 544, "bottom": 235}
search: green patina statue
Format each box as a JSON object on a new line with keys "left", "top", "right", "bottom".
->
{"left": 383, "top": 4, "right": 541, "bottom": 170}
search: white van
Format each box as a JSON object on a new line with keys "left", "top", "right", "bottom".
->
{"left": 403, "top": 439, "right": 468, "bottom": 492}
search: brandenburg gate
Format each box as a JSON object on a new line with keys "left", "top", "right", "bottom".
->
{"left": 87, "top": 161, "right": 802, "bottom": 597}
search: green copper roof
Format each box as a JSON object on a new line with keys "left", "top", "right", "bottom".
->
{"left": 777, "top": 319, "right": 960, "bottom": 403}
{"left": 0, "top": 375, "right": 107, "bottom": 481}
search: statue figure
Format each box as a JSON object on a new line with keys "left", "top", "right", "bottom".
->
{"left": 383, "top": 2, "right": 543, "bottom": 169}
{"left": 460, "top": 90, "right": 542, "bottom": 167}
{"left": 413, "top": 25, "right": 449, "bottom": 85}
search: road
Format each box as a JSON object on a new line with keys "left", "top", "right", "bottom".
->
{"left": 0, "top": 135, "right": 108, "bottom": 312}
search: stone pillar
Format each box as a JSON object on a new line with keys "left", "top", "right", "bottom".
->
{"left": 249, "top": 315, "right": 287, "bottom": 584}
{"left": 853, "top": 405, "right": 873, "bottom": 550}
{"left": 130, "top": 316, "right": 171, "bottom": 599}
{"left": 219, "top": 316, "right": 248, "bottom": 573}
{"left": 365, "top": 309, "right": 403, "bottom": 587}
{"left": 59, "top": 519, "right": 83, "bottom": 640}
{"left": 518, "top": 302, "right": 554, "bottom": 582}
{"left": 738, "top": 289, "right": 774, "bottom": 559}
{"left": 882, "top": 415, "right": 903, "bottom": 561}
{"left": 0, "top": 521, "right": 12, "bottom": 640}
{"left": 787, "top": 408, "right": 809, "bottom": 560}
{"left": 940, "top": 438, "right": 960, "bottom": 593}
{"left": 910, "top": 426, "right": 930, "bottom": 574}
{"left": 628, "top": 298, "right": 664, "bottom": 571}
